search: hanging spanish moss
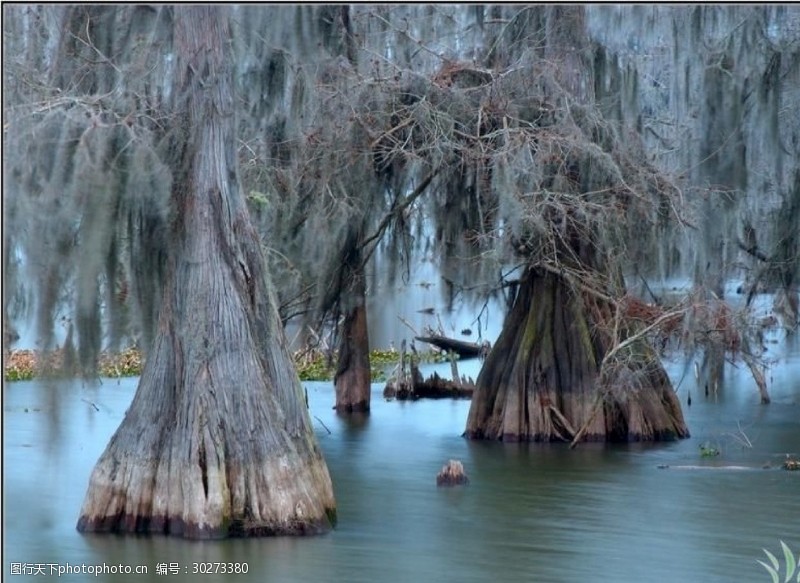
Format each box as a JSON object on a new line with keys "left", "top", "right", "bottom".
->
{"left": 4, "top": 6, "right": 173, "bottom": 370}
{"left": 588, "top": 6, "right": 800, "bottom": 394}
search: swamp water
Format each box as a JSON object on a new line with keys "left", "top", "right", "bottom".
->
{"left": 3, "top": 354, "right": 799, "bottom": 583}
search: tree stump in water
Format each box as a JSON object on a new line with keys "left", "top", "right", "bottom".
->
{"left": 383, "top": 343, "right": 424, "bottom": 399}
{"left": 436, "top": 460, "right": 469, "bottom": 486}
{"left": 383, "top": 362, "right": 474, "bottom": 400}
{"left": 383, "top": 340, "right": 476, "bottom": 400}
{"left": 414, "top": 371, "right": 474, "bottom": 399}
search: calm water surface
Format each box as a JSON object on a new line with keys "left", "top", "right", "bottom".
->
{"left": 3, "top": 354, "right": 799, "bottom": 583}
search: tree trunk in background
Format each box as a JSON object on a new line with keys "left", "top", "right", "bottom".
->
{"left": 77, "top": 6, "right": 336, "bottom": 538}
{"left": 692, "top": 23, "right": 748, "bottom": 394}
{"left": 465, "top": 268, "right": 689, "bottom": 442}
{"left": 334, "top": 256, "right": 371, "bottom": 413}
{"left": 773, "top": 170, "right": 800, "bottom": 332}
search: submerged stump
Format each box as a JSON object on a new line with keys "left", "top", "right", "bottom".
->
{"left": 436, "top": 460, "right": 469, "bottom": 487}
{"left": 384, "top": 370, "right": 474, "bottom": 400}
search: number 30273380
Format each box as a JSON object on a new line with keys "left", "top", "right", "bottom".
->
{"left": 192, "top": 562, "right": 249, "bottom": 574}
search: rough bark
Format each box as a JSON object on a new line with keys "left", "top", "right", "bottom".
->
{"left": 465, "top": 268, "right": 689, "bottom": 443}
{"left": 76, "top": 7, "right": 336, "bottom": 538}
{"left": 334, "top": 260, "right": 371, "bottom": 413}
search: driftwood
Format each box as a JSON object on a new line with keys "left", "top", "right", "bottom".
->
{"left": 657, "top": 464, "right": 764, "bottom": 471}
{"left": 414, "top": 334, "right": 488, "bottom": 359}
{"left": 657, "top": 458, "right": 799, "bottom": 471}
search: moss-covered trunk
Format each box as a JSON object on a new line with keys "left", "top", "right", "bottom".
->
{"left": 76, "top": 7, "right": 336, "bottom": 538}
{"left": 465, "top": 268, "right": 689, "bottom": 442}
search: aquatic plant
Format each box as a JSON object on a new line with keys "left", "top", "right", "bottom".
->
{"left": 758, "top": 541, "right": 800, "bottom": 583}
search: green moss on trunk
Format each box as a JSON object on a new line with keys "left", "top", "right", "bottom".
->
{"left": 465, "top": 268, "right": 689, "bottom": 443}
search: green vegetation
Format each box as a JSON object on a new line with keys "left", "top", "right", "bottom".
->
{"left": 4, "top": 347, "right": 449, "bottom": 383}
{"left": 296, "top": 348, "right": 449, "bottom": 382}
{"left": 699, "top": 442, "right": 721, "bottom": 457}
{"left": 3, "top": 348, "right": 144, "bottom": 382}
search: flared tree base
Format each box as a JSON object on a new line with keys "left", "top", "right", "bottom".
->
{"left": 75, "top": 322, "right": 337, "bottom": 539}
{"left": 77, "top": 454, "right": 336, "bottom": 538}
{"left": 76, "top": 310, "right": 337, "bottom": 539}
{"left": 465, "top": 269, "right": 689, "bottom": 443}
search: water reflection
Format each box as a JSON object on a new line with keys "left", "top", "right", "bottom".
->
{"left": 3, "top": 358, "right": 798, "bottom": 582}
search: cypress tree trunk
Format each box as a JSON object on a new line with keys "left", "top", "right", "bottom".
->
{"left": 334, "top": 255, "right": 371, "bottom": 413}
{"left": 465, "top": 267, "right": 689, "bottom": 443}
{"left": 76, "top": 7, "right": 336, "bottom": 538}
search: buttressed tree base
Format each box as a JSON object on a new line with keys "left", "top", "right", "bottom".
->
{"left": 73, "top": 6, "right": 336, "bottom": 538}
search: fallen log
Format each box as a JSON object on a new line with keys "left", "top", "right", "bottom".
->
{"left": 657, "top": 464, "right": 765, "bottom": 471}
{"left": 414, "top": 335, "right": 488, "bottom": 359}
{"left": 656, "top": 461, "right": 799, "bottom": 471}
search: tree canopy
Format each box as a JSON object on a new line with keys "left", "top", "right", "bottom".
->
{"left": 6, "top": 6, "right": 797, "bottom": 368}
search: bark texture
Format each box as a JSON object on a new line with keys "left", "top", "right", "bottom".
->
{"left": 334, "top": 261, "right": 371, "bottom": 413}
{"left": 465, "top": 268, "right": 689, "bottom": 443}
{"left": 76, "top": 7, "right": 336, "bottom": 538}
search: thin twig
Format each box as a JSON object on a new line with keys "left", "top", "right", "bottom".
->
{"left": 549, "top": 404, "right": 577, "bottom": 438}
{"left": 600, "top": 305, "right": 689, "bottom": 372}
{"left": 397, "top": 315, "right": 418, "bottom": 336}
{"left": 569, "top": 393, "right": 604, "bottom": 449}
{"left": 360, "top": 165, "right": 440, "bottom": 263}
{"left": 314, "top": 415, "right": 331, "bottom": 435}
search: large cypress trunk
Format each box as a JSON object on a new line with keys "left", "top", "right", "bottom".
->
{"left": 76, "top": 7, "right": 336, "bottom": 538}
{"left": 465, "top": 267, "right": 689, "bottom": 443}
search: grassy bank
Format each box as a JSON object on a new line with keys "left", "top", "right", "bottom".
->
{"left": 3, "top": 346, "right": 447, "bottom": 383}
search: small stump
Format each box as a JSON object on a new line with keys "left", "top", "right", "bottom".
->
{"left": 436, "top": 459, "right": 469, "bottom": 487}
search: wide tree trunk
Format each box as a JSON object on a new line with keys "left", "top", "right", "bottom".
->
{"left": 334, "top": 258, "right": 371, "bottom": 413}
{"left": 465, "top": 267, "right": 690, "bottom": 443}
{"left": 77, "top": 7, "right": 336, "bottom": 538}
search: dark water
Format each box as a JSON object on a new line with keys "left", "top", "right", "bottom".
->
{"left": 3, "top": 355, "right": 799, "bottom": 583}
